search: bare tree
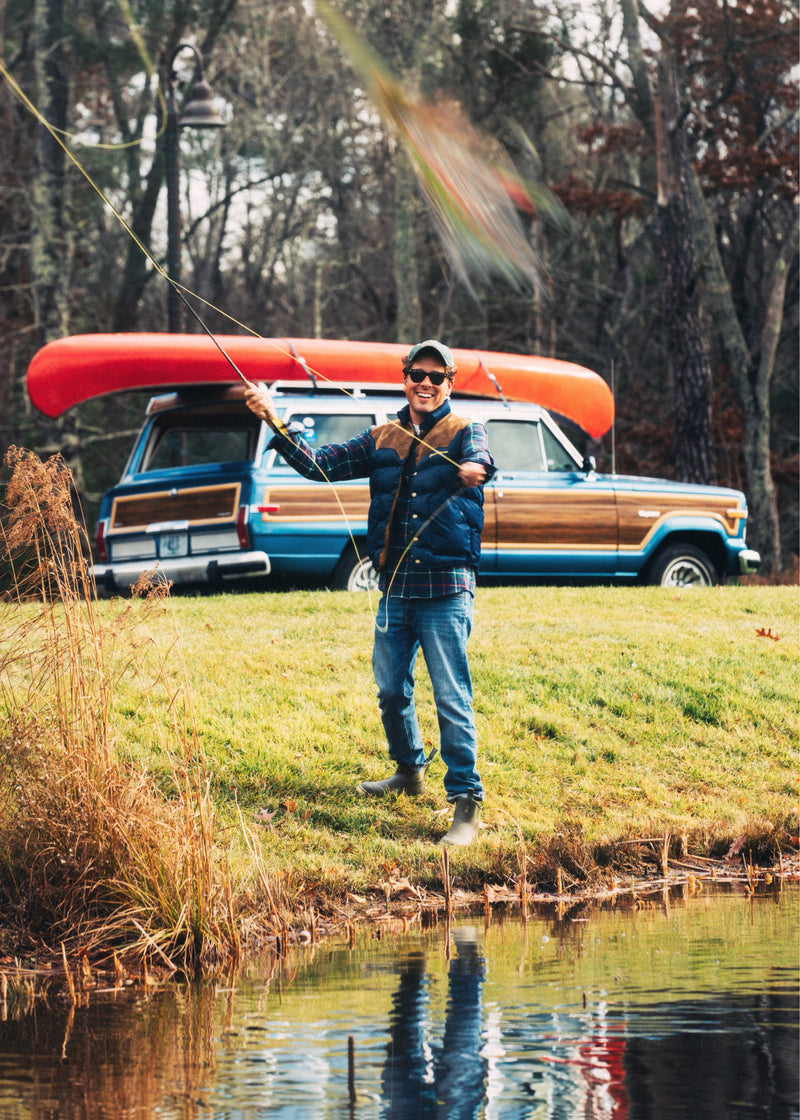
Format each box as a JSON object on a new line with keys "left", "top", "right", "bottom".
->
{"left": 617, "top": 0, "right": 796, "bottom": 567}
{"left": 653, "top": 55, "right": 714, "bottom": 483}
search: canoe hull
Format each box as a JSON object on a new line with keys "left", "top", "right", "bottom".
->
{"left": 26, "top": 333, "right": 614, "bottom": 437}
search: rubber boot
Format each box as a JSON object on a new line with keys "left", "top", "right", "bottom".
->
{"left": 357, "top": 749, "right": 437, "bottom": 797}
{"left": 442, "top": 797, "right": 482, "bottom": 847}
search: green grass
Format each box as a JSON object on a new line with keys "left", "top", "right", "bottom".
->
{"left": 106, "top": 583, "right": 797, "bottom": 895}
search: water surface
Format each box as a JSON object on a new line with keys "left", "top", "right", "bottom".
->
{"left": 0, "top": 883, "right": 796, "bottom": 1118}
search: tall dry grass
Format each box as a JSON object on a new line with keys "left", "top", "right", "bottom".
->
{"left": 0, "top": 447, "right": 262, "bottom": 974}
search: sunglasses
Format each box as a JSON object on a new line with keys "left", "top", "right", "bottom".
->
{"left": 406, "top": 368, "right": 450, "bottom": 386}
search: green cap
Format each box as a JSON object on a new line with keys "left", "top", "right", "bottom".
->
{"left": 403, "top": 339, "right": 456, "bottom": 374}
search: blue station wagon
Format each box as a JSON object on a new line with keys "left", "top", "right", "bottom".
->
{"left": 92, "top": 383, "right": 760, "bottom": 592}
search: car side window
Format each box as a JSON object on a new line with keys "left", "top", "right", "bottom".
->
{"left": 540, "top": 424, "right": 580, "bottom": 472}
{"left": 485, "top": 419, "right": 546, "bottom": 472}
{"left": 272, "top": 412, "right": 375, "bottom": 466}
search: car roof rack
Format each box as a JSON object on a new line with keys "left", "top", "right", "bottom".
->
{"left": 267, "top": 380, "right": 402, "bottom": 397}
{"left": 266, "top": 380, "right": 509, "bottom": 402}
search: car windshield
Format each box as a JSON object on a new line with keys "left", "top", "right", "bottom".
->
{"left": 540, "top": 423, "right": 581, "bottom": 471}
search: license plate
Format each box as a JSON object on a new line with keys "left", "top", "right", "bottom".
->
{"left": 159, "top": 532, "right": 188, "bottom": 558}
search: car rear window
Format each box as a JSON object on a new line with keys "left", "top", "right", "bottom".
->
{"left": 143, "top": 418, "right": 259, "bottom": 471}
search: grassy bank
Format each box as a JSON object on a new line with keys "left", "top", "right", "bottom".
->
{"left": 151, "top": 583, "right": 797, "bottom": 891}
{"left": 1, "top": 450, "right": 797, "bottom": 971}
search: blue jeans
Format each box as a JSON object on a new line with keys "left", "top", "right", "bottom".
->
{"left": 372, "top": 592, "right": 484, "bottom": 802}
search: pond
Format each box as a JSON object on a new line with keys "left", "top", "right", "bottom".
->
{"left": 0, "top": 882, "right": 797, "bottom": 1119}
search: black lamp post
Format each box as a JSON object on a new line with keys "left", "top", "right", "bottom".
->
{"left": 165, "top": 43, "right": 226, "bottom": 332}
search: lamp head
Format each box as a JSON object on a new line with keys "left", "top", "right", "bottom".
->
{"left": 178, "top": 79, "right": 225, "bottom": 128}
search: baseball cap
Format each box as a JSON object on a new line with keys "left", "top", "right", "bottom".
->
{"left": 403, "top": 339, "right": 456, "bottom": 374}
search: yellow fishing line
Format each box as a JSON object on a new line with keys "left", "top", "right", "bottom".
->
{"left": 86, "top": 0, "right": 167, "bottom": 151}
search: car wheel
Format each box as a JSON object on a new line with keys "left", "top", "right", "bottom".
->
{"left": 331, "top": 544, "right": 379, "bottom": 592}
{"left": 647, "top": 544, "right": 718, "bottom": 588}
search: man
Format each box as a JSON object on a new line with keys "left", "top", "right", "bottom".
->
{"left": 244, "top": 340, "right": 494, "bottom": 846}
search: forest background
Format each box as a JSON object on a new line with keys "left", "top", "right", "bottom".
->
{"left": 0, "top": 0, "right": 797, "bottom": 577}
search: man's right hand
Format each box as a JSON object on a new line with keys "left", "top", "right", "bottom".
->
{"left": 244, "top": 382, "right": 277, "bottom": 423}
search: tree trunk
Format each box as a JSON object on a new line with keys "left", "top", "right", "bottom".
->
{"left": 32, "top": 0, "right": 70, "bottom": 345}
{"left": 742, "top": 219, "right": 797, "bottom": 571}
{"left": 31, "top": 0, "right": 87, "bottom": 496}
{"left": 620, "top": 0, "right": 655, "bottom": 133}
{"left": 394, "top": 153, "right": 421, "bottom": 343}
{"left": 112, "top": 153, "right": 165, "bottom": 332}
{"left": 653, "top": 57, "right": 715, "bottom": 484}
{"left": 687, "top": 169, "right": 794, "bottom": 572}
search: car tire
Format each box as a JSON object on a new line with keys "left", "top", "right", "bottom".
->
{"left": 647, "top": 544, "right": 718, "bottom": 588}
{"left": 331, "top": 544, "right": 379, "bottom": 592}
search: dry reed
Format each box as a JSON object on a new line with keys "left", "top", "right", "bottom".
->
{"left": 0, "top": 447, "right": 263, "bottom": 974}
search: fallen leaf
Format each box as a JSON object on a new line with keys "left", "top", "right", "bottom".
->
{"left": 383, "top": 876, "right": 423, "bottom": 900}
{"left": 725, "top": 833, "right": 747, "bottom": 860}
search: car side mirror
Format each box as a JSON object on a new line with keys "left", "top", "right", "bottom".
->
{"left": 582, "top": 455, "right": 596, "bottom": 474}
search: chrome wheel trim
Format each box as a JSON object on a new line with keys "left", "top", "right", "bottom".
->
{"left": 348, "top": 557, "right": 379, "bottom": 592}
{"left": 660, "top": 557, "right": 713, "bottom": 587}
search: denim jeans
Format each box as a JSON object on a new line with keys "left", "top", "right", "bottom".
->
{"left": 372, "top": 592, "right": 484, "bottom": 802}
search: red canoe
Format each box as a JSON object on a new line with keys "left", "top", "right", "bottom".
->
{"left": 26, "top": 333, "right": 615, "bottom": 438}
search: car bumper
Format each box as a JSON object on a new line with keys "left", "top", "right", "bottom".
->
{"left": 738, "top": 548, "right": 761, "bottom": 575}
{"left": 93, "top": 550, "right": 271, "bottom": 589}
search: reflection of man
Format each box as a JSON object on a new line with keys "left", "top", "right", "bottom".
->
{"left": 245, "top": 340, "right": 494, "bottom": 846}
{"left": 381, "top": 928, "right": 487, "bottom": 1118}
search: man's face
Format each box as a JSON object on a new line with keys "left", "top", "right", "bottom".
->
{"left": 403, "top": 354, "right": 452, "bottom": 423}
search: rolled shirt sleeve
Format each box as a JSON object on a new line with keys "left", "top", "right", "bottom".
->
{"left": 460, "top": 422, "right": 495, "bottom": 482}
{"left": 268, "top": 426, "right": 373, "bottom": 482}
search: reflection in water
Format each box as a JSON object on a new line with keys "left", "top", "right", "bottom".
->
{"left": 383, "top": 927, "right": 487, "bottom": 1119}
{"left": 0, "top": 886, "right": 797, "bottom": 1118}
{"left": 0, "top": 983, "right": 220, "bottom": 1119}
{"left": 622, "top": 990, "right": 798, "bottom": 1120}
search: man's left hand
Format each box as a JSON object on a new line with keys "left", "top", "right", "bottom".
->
{"left": 458, "top": 461, "right": 488, "bottom": 487}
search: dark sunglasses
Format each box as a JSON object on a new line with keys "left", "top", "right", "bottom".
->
{"left": 406, "top": 368, "right": 450, "bottom": 386}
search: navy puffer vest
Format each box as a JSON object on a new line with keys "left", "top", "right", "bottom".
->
{"left": 366, "top": 401, "right": 485, "bottom": 572}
